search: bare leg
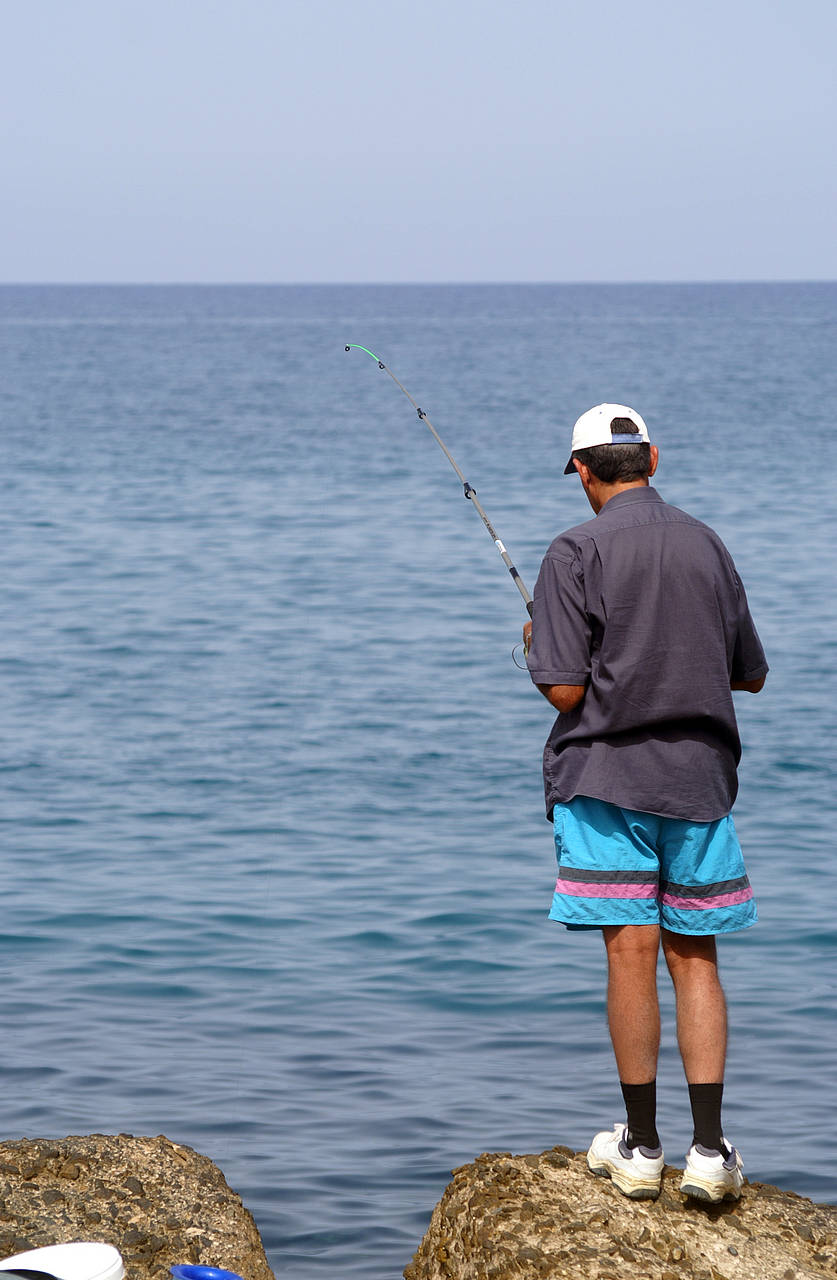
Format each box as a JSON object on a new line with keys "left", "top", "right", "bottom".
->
{"left": 602, "top": 924, "right": 661, "bottom": 1082}
{"left": 661, "top": 930, "right": 727, "bottom": 1082}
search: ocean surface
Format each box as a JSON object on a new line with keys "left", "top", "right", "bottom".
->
{"left": 0, "top": 283, "right": 835, "bottom": 1278}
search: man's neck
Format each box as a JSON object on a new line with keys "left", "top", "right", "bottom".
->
{"left": 586, "top": 477, "right": 650, "bottom": 515}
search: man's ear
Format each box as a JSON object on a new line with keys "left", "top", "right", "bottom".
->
{"left": 573, "top": 457, "right": 590, "bottom": 485}
{"left": 648, "top": 445, "right": 659, "bottom": 477}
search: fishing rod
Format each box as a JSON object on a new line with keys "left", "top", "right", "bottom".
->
{"left": 345, "top": 344, "right": 534, "bottom": 622}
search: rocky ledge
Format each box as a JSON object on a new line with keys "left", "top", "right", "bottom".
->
{"left": 404, "top": 1145, "right": 837, "bottom": 1280}
{"left": 0, "top": 1134, "right": 273, "bottom": 1280}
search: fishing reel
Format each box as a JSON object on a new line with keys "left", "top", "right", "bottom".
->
{"left": 512, "top": 642, "right": 529, "bottom": 670}
{"left": 512, "top": 621, "right": 532, "bottom": 669}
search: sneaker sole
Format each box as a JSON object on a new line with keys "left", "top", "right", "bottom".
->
{"left": 679, "top": 1174, "right": 742, "bottom": 1203}
{"left": 588, "top": 1156, "right": 661, "bottom": 1200}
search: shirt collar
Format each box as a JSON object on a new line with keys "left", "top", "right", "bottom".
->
{"left": 597, "top": 485, "right": 663, "bottom": 514}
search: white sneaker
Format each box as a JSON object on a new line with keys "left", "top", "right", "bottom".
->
{"left": 680, "top": 1141, "right": 744, "bottom": 1202}
{"left": 587, "top": 1123, "right": 664, "bottom": 1200}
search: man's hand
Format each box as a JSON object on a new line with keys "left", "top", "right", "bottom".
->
{"left": 523, "top": 619, "right": 532, "bottom": 655}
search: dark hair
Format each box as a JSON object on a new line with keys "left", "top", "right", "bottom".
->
{"left": 573, "top": 417, "right": 651, "bottom": 483}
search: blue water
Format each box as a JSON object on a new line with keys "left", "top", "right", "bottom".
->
{"left": 1, "top": 283, "right": 835, "bottom": 1279}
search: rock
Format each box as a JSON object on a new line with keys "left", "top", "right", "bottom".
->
{"left": 0, "top": 1134, "right": 273, "bottom": 1280}
{"left": 404, "top": 1144, "right": 837, "bottom": 1280}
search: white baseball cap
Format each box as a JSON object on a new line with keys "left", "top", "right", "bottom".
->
{"left": 563, "top": 403, "right": 650, "bottom": 475}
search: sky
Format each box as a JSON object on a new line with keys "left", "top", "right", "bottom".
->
{"left": 1, "top": 0, "right": 835, "bottom": 283}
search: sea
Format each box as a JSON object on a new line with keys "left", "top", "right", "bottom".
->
{"left": 1, "top": 283, "right": 835, "bottom": 1279}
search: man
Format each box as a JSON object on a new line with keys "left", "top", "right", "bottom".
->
{"left": 524, "top": 404, "right": 767, "bottom": 1203}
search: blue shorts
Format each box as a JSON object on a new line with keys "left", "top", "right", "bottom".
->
{"left": 550, "top": 796, "right": 757, "bottom": 935}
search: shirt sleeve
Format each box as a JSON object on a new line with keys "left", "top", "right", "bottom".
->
{"left": 730, "top": 571, "right": 769, "bottom": 682}
{"left": 526, "top": 549, "right": 591, "bottom": 686}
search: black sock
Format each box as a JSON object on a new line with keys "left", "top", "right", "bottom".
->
{"left": 688, "top": 1082, "right": 728, "bottom": 1154}
{"left": 620, "top": 1080, "right": 660, "bottom": 1151}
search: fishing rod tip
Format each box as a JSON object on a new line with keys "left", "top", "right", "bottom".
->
{"left": 344, "top": 345, "right": 351, "bottom": 352}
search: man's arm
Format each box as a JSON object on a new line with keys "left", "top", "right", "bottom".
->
{"left": 729, "top": 569, "right": 768, "bottom": 693}
{"left": 539, "top": 676, "right": 763, "bottom": 708}
{"left": 524, "top": 539, "right": 594, "bottom": 715}
{"left": 523, "top": 621, "right": 587, "bottom": 712}
{"left": 731, "top": 674, "right": 766, "bottom": 693}
{"left": 536, "top": 682, "right": 586, "bottom": 713}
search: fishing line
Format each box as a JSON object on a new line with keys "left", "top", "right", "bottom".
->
{"left": 345, "top": 345, "right": 534, "bottom": 632}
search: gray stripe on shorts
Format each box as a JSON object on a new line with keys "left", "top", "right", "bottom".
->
{"left": 661, "top": 875, "right": 750, "bottom": 898}
{"left": 558, "top": 867, "right": 658, "bottom": 885}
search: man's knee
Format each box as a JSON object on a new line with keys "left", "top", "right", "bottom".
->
{"left": 603, "top": 923, "right": 661, "bottom": 966}
{"left": 662, "top": 929, "right": 719, "bottom": 981}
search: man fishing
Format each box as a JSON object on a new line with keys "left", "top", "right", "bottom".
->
{"left": 524, "top": 405, "right": 767, "bottom": 1203}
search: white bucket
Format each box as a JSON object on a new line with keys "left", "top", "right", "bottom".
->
{"left": 0, "top": 1243, "right": 124, "bottom": 1280}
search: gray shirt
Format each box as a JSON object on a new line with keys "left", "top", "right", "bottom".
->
{"left": 526, "top": 487, "right": 768, "bottom": 822}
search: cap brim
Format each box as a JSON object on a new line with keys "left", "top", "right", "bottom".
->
{"left": 563, "top": 456, "right": 576, "bottom": 475}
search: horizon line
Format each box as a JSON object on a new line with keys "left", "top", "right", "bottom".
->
{"left": 0, "top": 278, "right": 835, "bottom": 288}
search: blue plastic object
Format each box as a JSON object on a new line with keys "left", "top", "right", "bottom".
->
{"left": 171, "top": 1268, "right": 244, "bottom": 1280}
